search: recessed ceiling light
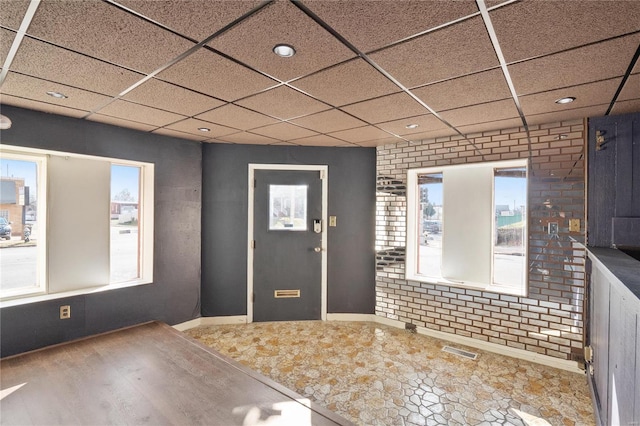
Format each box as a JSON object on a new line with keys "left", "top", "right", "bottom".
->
{"left": 0, "top": 114, "right": 12, "bottom": 130}
{"left": 46, "top": 91, "right": 68, "bottom": 99}
{"left": 405, "top": 124, "right": 419, "bottom": 129}
{"left": 273, "top": 44, "right": 296, "bottom": 58}
{"left": 198, "top": 127, "right": 211, "bottom": 132}
{"left": 555, "top": 97, "right": 575, "bottom": 104}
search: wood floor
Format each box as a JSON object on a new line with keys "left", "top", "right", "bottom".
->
{"left": 0, "top": 322, "right": 352, "bottom": 425}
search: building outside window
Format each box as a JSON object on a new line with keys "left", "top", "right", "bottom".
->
{"left": 406, "top": 159, "right": 528, "bottom": 296}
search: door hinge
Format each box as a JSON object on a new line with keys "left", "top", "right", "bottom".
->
{"left": 251, "top": 240, "right": 256, "bottom": 249}
{"left": 252, "top": 292, "right": 255, "bottom": 303}
{"left": 584, "top": 345, "right": 593, "bottom": 363}
{"left": 254, "top": 178, "right": 257, "bottom": 188}
{"left": 320, "top": 170, "right": 325, "bottom": 180}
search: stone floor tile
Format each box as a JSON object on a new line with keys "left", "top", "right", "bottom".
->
{"left": 186, "top": 321, "right": 594, "bottom": 426}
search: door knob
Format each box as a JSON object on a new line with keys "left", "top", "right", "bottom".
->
{"left": 314, "top": 247, "right": 322, "bottom": 252}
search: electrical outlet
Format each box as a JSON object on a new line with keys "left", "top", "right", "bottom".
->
{"left": 548, "top": 222, "right": 559, "bottom": 236}
{"left": 60, "top": 305, "right": 71, "bottom": 319}
{"left": 569, "top": 218, "right": 580, "bottom": 232}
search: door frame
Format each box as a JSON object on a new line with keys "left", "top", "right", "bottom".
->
{"left": 247, "top": 163, "right": 328, "bottom": 323}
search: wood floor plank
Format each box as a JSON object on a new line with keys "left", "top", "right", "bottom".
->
{"left": 0, "top": 322, "right": 352, "bottom": 426}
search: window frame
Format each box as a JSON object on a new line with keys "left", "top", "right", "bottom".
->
{"left": 0, "top": 145, "right": 154, "bottom": 307}
{"left": 406, "top": 159, "right": 528, "bottom": 296}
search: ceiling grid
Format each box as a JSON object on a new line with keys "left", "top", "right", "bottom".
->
{"left": 0, "top": 0, "right": 638, "bottom": 147}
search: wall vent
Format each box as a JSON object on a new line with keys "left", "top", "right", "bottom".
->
{"left": 274, "top": 289, "right": 300, "bottom": 298}
{"left": 442, "top": 346, "right": 478, "bottom": 360}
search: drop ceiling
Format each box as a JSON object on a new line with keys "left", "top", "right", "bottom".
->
{"left": 1, "top": 0, "right": 639, "bottom": 147}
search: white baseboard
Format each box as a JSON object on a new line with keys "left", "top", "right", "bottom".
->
{"left": 414, "top": 325, "right": 583, "bottom": 374}
{"left": 173, "top": 315, "right": 247, "bottom": 331}
{"left": 326, "top": 313, "right": 377, "bottom": 322}
{"left": 333, "top": 313, "right": 582, "bottom": 374}
{"left": 175, "top": 313, "right": 582, "bottom": 373}
{"left": 172, "top": 318, "right": 202, "bottom": 331}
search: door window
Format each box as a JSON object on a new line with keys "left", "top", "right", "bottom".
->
{"left": 269, "top": 185, "right": 307, "bottom": 231}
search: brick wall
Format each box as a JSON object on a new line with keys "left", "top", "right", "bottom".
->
{"left": 375, "top": 119, "right": 586, "bottom": 361}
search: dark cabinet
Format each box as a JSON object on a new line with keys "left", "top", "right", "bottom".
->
{"left": 588, "top": 112, "right": 640, "bottom": 249}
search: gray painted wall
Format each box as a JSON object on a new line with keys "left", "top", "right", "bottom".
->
{"left": 201, "top": 143, "right": 376, "bottom": 317}
{"left": 0, "top": 105, "right": 202, "bottom": 357}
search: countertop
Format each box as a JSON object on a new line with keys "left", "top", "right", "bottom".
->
{"left": 587, "top": 246, "right": 640, "bottom": 301}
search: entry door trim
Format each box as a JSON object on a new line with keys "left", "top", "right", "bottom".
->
{"left": 247, "top": 164, "right": 328, "bottom": 323}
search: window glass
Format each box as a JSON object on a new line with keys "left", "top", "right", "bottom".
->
{"left": 407, "top": 160, "right": 528, "bottom": 296}
{"left": 417, "top": 173, "right": 443, "bottom": 279}
{"left": 1, "top": 144, "right": 153, "bottom": 304}
{"left": 0, "top": 156, "right": 44, "bottom": 297}
{"left": 110, "top": 165, "right": 141, "bottom": 283}
{"left": 269, "top": 185, "right": 307, "bottom": 231}
{"left": 493, "top": 167, "right": 527, "bottom": 288}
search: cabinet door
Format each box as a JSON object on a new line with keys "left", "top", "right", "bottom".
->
{"left": 607, "top": 284, "right": 638, "bottom": 425}
{"left": 591, "top": 267, "right": 610, "bottom": 425}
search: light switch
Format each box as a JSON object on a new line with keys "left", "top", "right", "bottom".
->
{"left": 329, "top": 216, "right": 337, "bottom": 227}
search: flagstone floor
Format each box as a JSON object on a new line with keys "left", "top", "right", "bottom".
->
{"left": 185, "top": 321, "right": 594, "bottom": 426}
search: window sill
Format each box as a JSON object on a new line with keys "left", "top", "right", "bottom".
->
{"left": 0, "top": 279, "right": 152, "bottom": 308}
{"left": 406, "top": 274, "right": 526, "bottom": 297}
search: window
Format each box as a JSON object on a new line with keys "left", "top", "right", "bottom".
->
{"left": 0, "top": 152, "right": 46, "bottom": 299}
{"left": 269, "top": 185, "right": 308, "bottom": 231}
{"left": 111, "top": 165, "right": 141, "bottom": 282}
{"left": 406, "top": 160, "right": 528, "bottom": 296}
{"left": 0, "top": 145, "right": 154, "bottom": 305}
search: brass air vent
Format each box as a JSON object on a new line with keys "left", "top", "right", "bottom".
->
{"left": 274, "top": 289, "right": 301, "bottom": 298}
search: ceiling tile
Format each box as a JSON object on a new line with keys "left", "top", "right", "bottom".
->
{"left": 208, "top": 1, "right": 355, "bottom": 81}
{"left": 27, "top": 0, "right": 194, "bottom": 73}
{"left": 86, "top": 113, "right": 158, "bottom": 132}
{"left": 526, "top": 105, "right": 607, "bottom": 126}
{"left": 509, "top": 34, "right": 640, "bottom": 95}
{"left": 157, "top": 49, "right": 276, "bottom": 102}
{"left": 235, "top": 86, "right": 330, "bottom": 120}
{"left": 1, "top": 28, "right": 14, "bottom": 63}
{"left": 215, "top": 132, "right": 281, "bottom": 145}
{"left": 194, "top": 104, "right": 278, "bottom": 130}
{"left": 403, "top": 127, "right": 458, "bottom": 143}
{"left": 341, "top": 92, "right": 426, "bottom": 124}
{"left": 491, "top": 1, "right": 640, "bottom": 63}
{"left": 114, "top": 0, "right": 264, "bottom": 42}
{"left": 9, "top": 37, "right": 144, "bottom": 96}
{"left": 290, "top": 58, "right": 399, "bottom": 106}
{"left": 520, "top": 79, "right": 622, "bottom": 116}
{"left": 122, "top": 78, "right": 224, "bottom": 116}
{"left": 0, "top": 0, "right": 30, "bottom": 31}
{"left": 369, "top": 16, "right": 499, "bottom": 88}
{"left": 1, "top": 72, "right": 112, "bottom": 112}
{"left": 618, "top": 73, "right": 640, "bottom": 101}
{"left": 411, "top": 68, "right": 511, "bottom": 111}
{"left": 376, "top": 114, "right": 448, "bottom": 136}
{"left": 250, "top": 122, "right": 318, "bottom": 141}
{"left": 438, "top": 99, "right": 519, "bottom": 127}
{"left": 152, "top": 127, "right": 210, "bottom": 142}
{"left": 356, "top": 136, "right": 405, "bottom": 147}
{"left": 457, "top": 118, "right": 524, "bottom": 136}
{"left": 289, "top": 109, "right": 366, "bottom": 133}
{"left": 96, "top": 100, "right": 186, "bottom": 127}
{"left": 611, "top": 99, "right": 640, "bottom": 116}
{"left": 327, "top": 125, "right": 392, "bottom": 144}
{"left": 164, "top": 118, "right": 237, "bottom": 138}
{"left": 0, "top": 94, "right": 88, "bottom": 118}
{"left": 288, "top": 134, "right": 353, "bottom": 147}
{"left": 305, "top": 0, "right": 478, "bottom": 53}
